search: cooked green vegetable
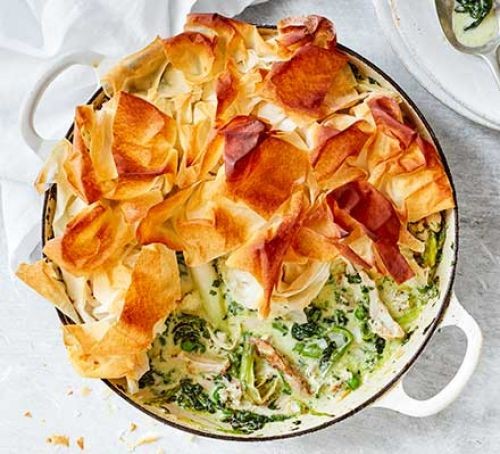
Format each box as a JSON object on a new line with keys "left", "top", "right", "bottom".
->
{"left": 293, "top": 340, "right": 323, "bottom": 359}
{"left": 354, "top": 303, "right": 375, "bottom": 342}
{"left": 455, "top": 0, "right": 493, "bottom": 31}
{"left": 172, "top": 313, "right": 209, "bottom": 353}
{"left": 374, "top": 337, "right": 386, "bottom": 355}
{"left": 166, "top": 379, "right": 216, "bottom": 414}
{"left": 278, "top": 371, "right": 292, "bottom": 395}
{"left": 424, "top": 231, "right": 438, "bottom": 268}
{"left": 324, "top": 309, "right": 348, "bottom": 327}
{"left": 191, "top": 263, "right": 226, "bottom": 330}
{"left": 239, "top": 334, "right": 261, "bottom": 403}
{"left": 222, "top": 409, "right": 289, "bottom": 434}
{"left": 138, "top": 369, "right": 155, "bottom": 388}
{"left": 290, "top": 303, "right": 355, "bottom": 374}
{"left": 352, "top": 302, "right": 388, "bottom": 355}
{"left": 227, "top": 300, "right": 245, "bottom": 316}
{"left": 137, "top": 211, "right": 447, "bottom": 434}
{"left": 320, "top": 327, "right": 354, "bottom": 375}
{"left": 291, "top": 304, "right": 325, "bottom": 340}
{"left": 346, "top": 273, "right": 362, "bottom": 284}
{"left": 291, "top": 321, "right": 321, "bottom": 340}
{"left": 346, "top": 371, "right": 361, "bottom": 390}
{"left": 354, "top": 304, "right": 368, "bottom": 321}
{"left": 272, "top": 318, "right": 289, "bottom": 336}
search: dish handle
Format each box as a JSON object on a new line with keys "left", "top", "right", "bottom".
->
{"left": 19, "top": 50, "right": 104, "bottom": 157}
{"left": 372, "top": 293, "right": 482, "bottom": 417}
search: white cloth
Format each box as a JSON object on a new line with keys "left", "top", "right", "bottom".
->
{"left": 0, "top": 0, "right": 266, "bottom": 273}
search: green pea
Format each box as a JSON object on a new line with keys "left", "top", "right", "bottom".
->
{"left": 346, "top": 373, "right": 361, "bottom": 390}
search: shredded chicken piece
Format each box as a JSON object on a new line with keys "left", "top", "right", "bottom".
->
{"left": 359, "top": 271, "right": 404, "bottom": 340}
{"left": 368, "top": 287, "right": 405, "bottom": 340}
{"left": 179, "top": 352, "right": 230, "bottom": 374}
{"left": 251, "top": 338, "right": 312, "bottom": 395}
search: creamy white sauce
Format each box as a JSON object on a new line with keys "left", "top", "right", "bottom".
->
{"left": 452, "top": 7, "right": 498, "bottom": 48}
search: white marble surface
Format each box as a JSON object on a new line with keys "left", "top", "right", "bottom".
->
{"left": 1, "top": 0, "right": 499, "bottom": 452}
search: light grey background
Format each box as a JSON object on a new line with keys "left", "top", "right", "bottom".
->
{"left": 0, "top": 0, "right": 499, "bottom": 452}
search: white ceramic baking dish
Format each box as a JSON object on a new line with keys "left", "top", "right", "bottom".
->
{"left": 19, "top": 27, "right": 482, "bottom": 441}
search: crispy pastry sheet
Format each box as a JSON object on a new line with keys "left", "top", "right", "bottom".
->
{"left": 17, "top": 14, "right": 454, "bottom": 382}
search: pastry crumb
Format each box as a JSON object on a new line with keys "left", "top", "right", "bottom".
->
{"left": 76, "top": 436, "right": 85, "bottom": 450}
{"left": 23, "top": 411, "right": 32, "bottom": 418}
{"left": 81, "top": 386, "right": 92, "bottom": 397}
{"left": 46, "top": 434, "right": 70, "bottom": 447}
{"left": 129, "top": 422, "right": 138, "bottom": 432}
{"left": 132, "top": 434, "right": 161, "bottom": 449}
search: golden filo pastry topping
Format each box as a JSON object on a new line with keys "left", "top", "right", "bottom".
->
{"left": 16, "top": 14, "right": 455, "bottom": 384}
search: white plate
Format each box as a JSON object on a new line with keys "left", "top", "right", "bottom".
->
{"left": 373, "top": 0, "right": 500, "bottom": 131}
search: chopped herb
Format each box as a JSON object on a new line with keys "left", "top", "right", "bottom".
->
{"left": 455, "top": 0, "right": 492, "bottom": 31}
{"left": 227, "top": 300, "right": 245, "bottom": 316}
{"left": 360, "top": 286, "right": 371, "bottom": 304}
{"left": 403, "top": 330, "right": 415, "bottom": 344}
{"left": 320, "top": 327, "right": 354, "bottom": 375}
{"left": 279, "top": 372, "right": 292, "bottom": 395}
{"left": 354, "top": 304, "right": 368, "bottom": 321}
{"left": 324, "top": 309, "right": 348, "bottom": 327}
{"left": 272, "top": 319, "right": 289, "bottom": 336}
{"left": 212, "top": 279, "right": 222, "bottom": 288}
{"left": 139, "top": 368, "right": 175, "bottom": 389}
{"left": 172, "top": 313, "right": 209, "bottom": 353}
{"left": 346, "top": 273, "right": 362, "bottom": 284}
{"left": 138, "top": 370, "right": 155, "bottom": 389}
{"left": 228, "top": 344, "right": 243, "bottom": 378}
{"left": 360, "top": 319, "right": 378, "bottom": 342}
{"left": 304, "top": 305, "right": 322, "bottom": 323}
{"left": 375, "top": 336, "right": 386, "bottom": 355}
{"left": 211, "top": 383, "right": 225, "bottom": 408}
{"left": 222, "top": 409, "right": 289, "bottom": 434}
{"left": 319, "top": 341, "right": 337, "bottom": 372}
{"left": 267, "top": 400, "right": 278, "bottom": 410}
{"left": 291, "top": 322, "right": 321, "bottom": 341}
